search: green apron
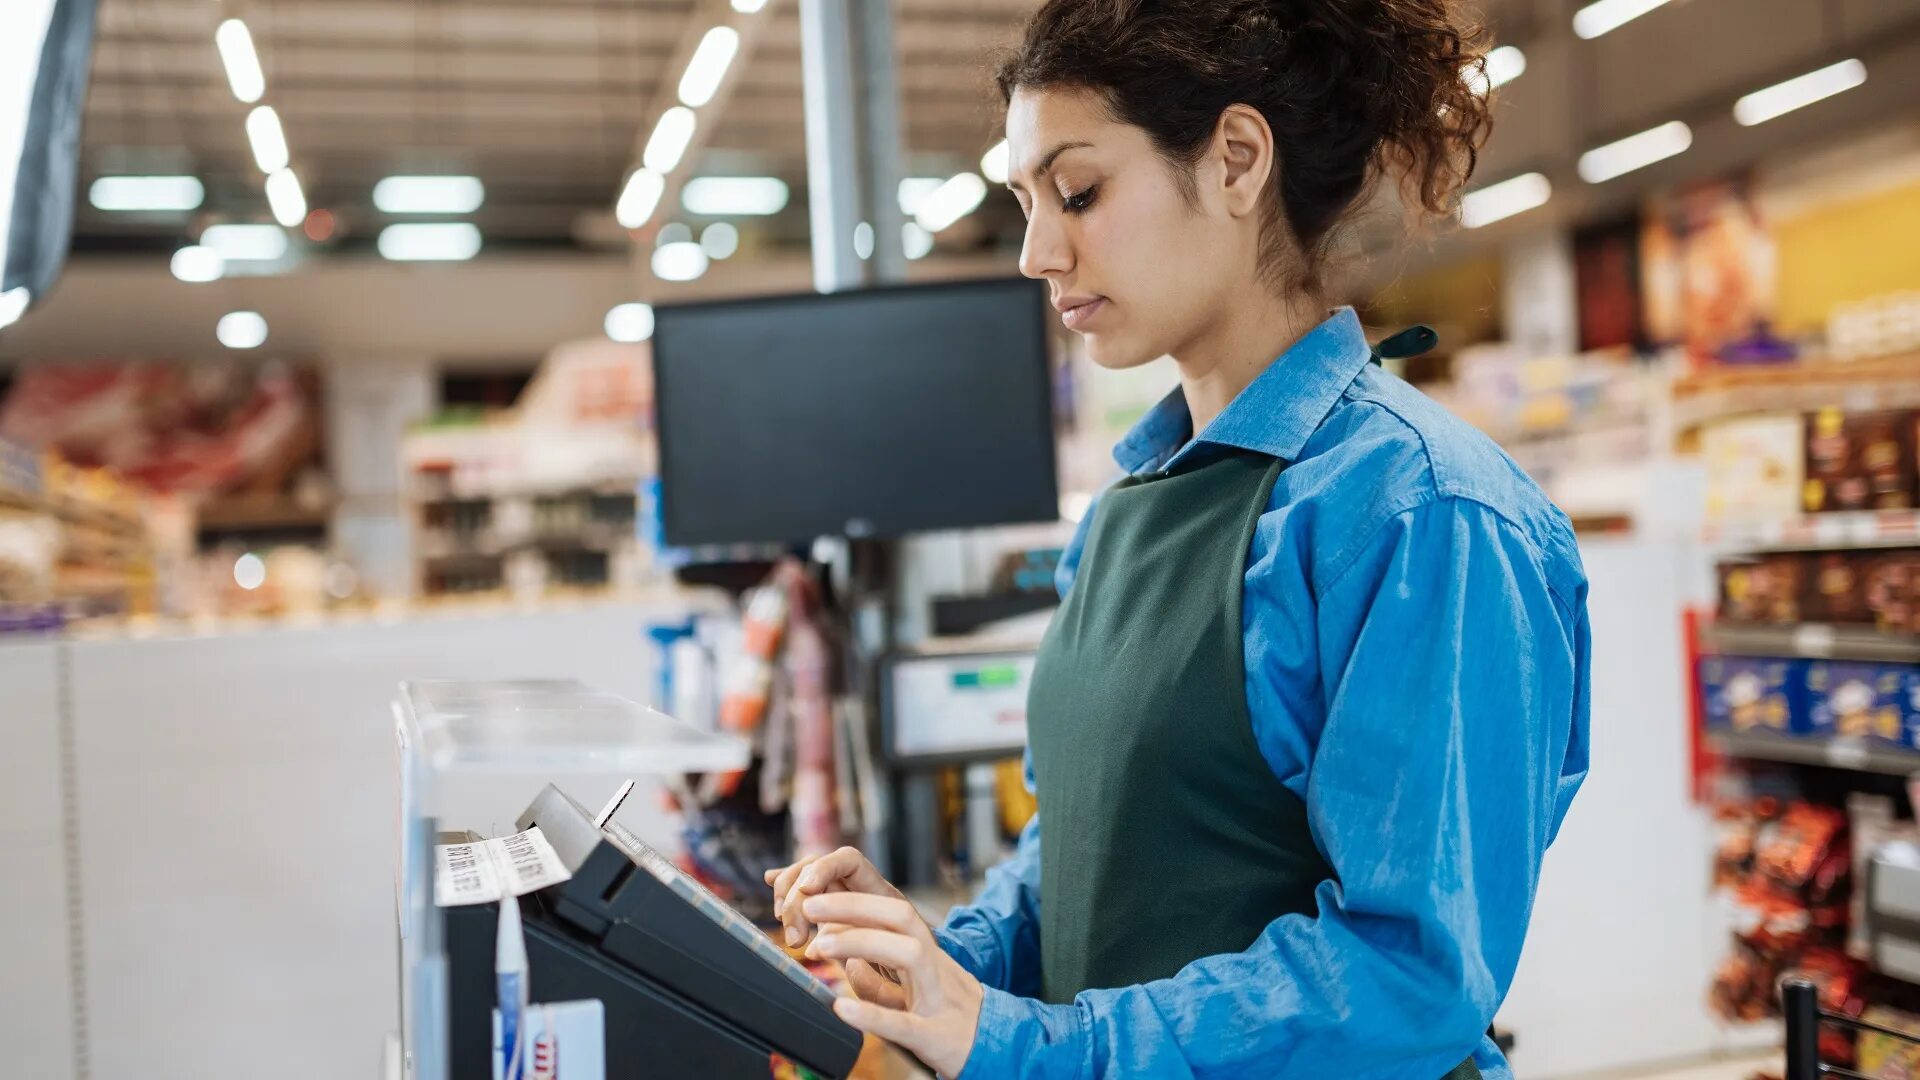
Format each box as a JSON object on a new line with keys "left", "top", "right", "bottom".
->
{"left": 1026, "top": 404, "right": 1481, "bottom": 1078}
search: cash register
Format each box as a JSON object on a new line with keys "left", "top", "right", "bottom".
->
{"left": 395, "top": 680, "right": 862, "bottom": 1080}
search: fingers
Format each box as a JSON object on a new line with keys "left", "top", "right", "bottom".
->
{"left": 800, "top": 892, "right": 925, "bottom": 936}
{"left": 808, "top": 926, "right": 926, "bottom": 976}
{"left": 833, "top": 997, "right": 928, "bottom": 1047}
{"left": 844, "top": 959, "right": 909, "bottom": 1010}
{"left": 769, "top": 856, "right": 819, "bottom": 919}
{"left": 780, "top": 847, "right": 882, "bottom": 947}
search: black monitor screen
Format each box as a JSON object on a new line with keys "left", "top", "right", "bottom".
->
{"left": 652, "top": 278, "right": 1058, "bottom": 547}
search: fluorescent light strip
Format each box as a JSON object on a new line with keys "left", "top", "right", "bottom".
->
{"left": 643, "top": 107, "right": 698, "bottom": 174}
{"left": 201, "top": 224, "right": 289, "bottom": 261}
{"left": 678, "top": 27, "right": 740, "bottom": 108}
{"left": 730, "top": 0, "right": 767, "bottom": 11}
{"left": 1578, "top": 121, "right": 1691, "bottom": 184}
{"left": 215, "top": 19, "right": 266, "bottom": 103}
{"left": 902, "top": 223, "right": 933, "bottom": 260}
{"left": 616, "top": 169, "right": 666, "bottom": 228}
{"left": 897, "top": 177, "right": 946, "bottom": 217}
{"left": 681, "top": 176, "right": 788, "bottom": 216}
{"left": 373, "top": 175, "right": 485, "bottom": 214}
{"left": 378, "top": 223, "right": 482, "bottom": 261}
{"left": 1734, "top": 59, "right": 1866, "bottom": 127}
{"left": 1572, "top": 0, "right": 1671, "bottom": 39}
{"left": 914, "top": 173, "right": 988, "bottom": 233}
{"left": 652, "top": 241, "right": 709, "bottom": 282}
{"left": 0, "top": 288, "right": 30, "bottom": 331}
{"left": 1466, "top": 45, "right": 1527, "bottom": 97}
{"left": 605, "top": 303, "right": 655, "bottom": 343}
{"left": 1460, "top": 172, "right": 1551, "bottom": 228}
{"left": 171, "top": 246, "right": 225, "bottom": 283}
{"left": 88, "top": 175, "right": 204, "bottom": 212}
{"left": 265, "top": 169, "right": 308, "bottom": 227}
{"left": 217, "top": 311, "right": 269, "bottom": 349}
{"left": 980, "top": 140, "right": 1010, "bottom": 185}
{"left": 246, "top": 106, "right": 289, "bottom": 173}
{"left": 700, "top": 222, "right": 740, "bottom": 259}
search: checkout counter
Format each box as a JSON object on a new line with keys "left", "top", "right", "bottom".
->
{"left": 394, "top": 680, "right": 864, "bottom": 1080}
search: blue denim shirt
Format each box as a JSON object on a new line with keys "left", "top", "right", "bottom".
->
{"left": 934, "top": 308, "right": 1592, "bottom": 1080}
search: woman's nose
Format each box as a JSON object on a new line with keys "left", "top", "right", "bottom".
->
{"left": 1018, "top": 214, "right": 1071, "bottom": 280}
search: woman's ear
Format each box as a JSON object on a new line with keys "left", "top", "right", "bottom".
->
{"left": 1214, "top": 104, "right": 1276, "bottom": 219}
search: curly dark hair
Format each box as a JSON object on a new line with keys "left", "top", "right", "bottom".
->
{"left": 996, "top": 0, "right": 1494, "bottom": 289}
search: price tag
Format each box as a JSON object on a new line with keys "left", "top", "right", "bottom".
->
{"left": 1792, "top": 624, "right": 1837, "bottom": 657}
{"left": 1826, "top": 740, "right": 1871, "bottom": 771}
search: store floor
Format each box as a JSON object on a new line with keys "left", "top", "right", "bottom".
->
{"left": 1609, "top": 1053, "right": 1776, "bottom": 1080}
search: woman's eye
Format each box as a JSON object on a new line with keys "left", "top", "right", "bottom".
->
{"left": 1062, "top": 185, "right": 1097, "bottom": 214}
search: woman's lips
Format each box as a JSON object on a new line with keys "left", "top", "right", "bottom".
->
{"left": 1060, "top": 297, "right": 1107, "bottom": 330}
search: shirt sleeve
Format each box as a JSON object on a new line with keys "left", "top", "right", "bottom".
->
{"left": 954, "top": 497, "right": 1589, "bottom": 1080}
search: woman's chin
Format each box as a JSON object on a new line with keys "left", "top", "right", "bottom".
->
{"left": 1083, "top": 334, "right": 1160, "bottom": 371}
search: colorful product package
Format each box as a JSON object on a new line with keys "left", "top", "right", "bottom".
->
{"left": 1718, "top": 554, "right": 1809, "bottom": 624}
{"left": 1700, "top": 656, "right": 1806, "bottom": 734}
{"left": 1804, "top": 408, "right": 1918, "bottom": 513}
{"left": 1805, "top": 661, "right": 1920, "bottom": 745}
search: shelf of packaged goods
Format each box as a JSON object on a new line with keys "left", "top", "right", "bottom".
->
{"left": 1673, "top": 354, "right": 1920, "bottom": 434}
{"left": 1710, "top": 730, "right": 1920, "bottom": 776}
{"left": 1704, "top": 622, "right": 1920, "bottom": 664}
{"left": 1704, "top": 510, "right": 1920, "bottom": 553}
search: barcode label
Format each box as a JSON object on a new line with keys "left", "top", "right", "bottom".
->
{"left": 433, "top": 826, "right": 572, "bottom": 907}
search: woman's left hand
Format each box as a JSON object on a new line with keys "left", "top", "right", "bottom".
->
{"left": 802, "top": 892, "right": 984, "bottom": 1079}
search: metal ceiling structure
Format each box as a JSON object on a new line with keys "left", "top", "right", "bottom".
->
{"left": 69, "top": 0, "right": 1920, "bottom": 263}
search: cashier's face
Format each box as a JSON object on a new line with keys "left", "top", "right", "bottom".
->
{"left": 1006, "top": 86, "right": 1254, "bottom": 370}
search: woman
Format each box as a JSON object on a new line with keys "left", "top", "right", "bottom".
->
{"left": 767, "top": 0, "right": 1592, "bottom": 1076}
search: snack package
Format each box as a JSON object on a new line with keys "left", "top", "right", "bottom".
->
{"left": 1858, "top": 1006, "right": 1920, "bottom": 1080}
{"left": 1701, "top": 656, "right": 1806, "bottom": 734}
{"left": 1810, "top": 552, "right": 1875, "bottom": 624}
{"left": 1806, "top": 661, "right": 1920, "bottom": 746}
{"left": 1719, "top": 554, "right": 1809, "bottom": 624}
{"left": 1704, "top": 413, "right": 1807, "bottom": 522}
{"left": 1865, "top": 551, "right": 1920, "bottom": 635}
{"left": 1805, "top": 408, "right": 1919, "bottom": 513}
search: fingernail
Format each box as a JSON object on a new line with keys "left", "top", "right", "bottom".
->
{"left": 799, "top": 870, "right": 816, "bottom": 889}
{"left": 786, "top": 927, "right": 800, "bottom": 946}
{"left": 834, "top": 998, "right": 859, "bottom": 1020}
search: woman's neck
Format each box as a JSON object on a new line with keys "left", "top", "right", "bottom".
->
{"left": 1172, "top": 287, "right": 1329, "bottom": 435}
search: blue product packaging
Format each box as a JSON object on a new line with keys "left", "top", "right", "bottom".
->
{"left": 1700, "top": 656, "right": 1804, "bottom": 734}
{"left": 1804, "top": 661, "right": 1920, "bottom": 745}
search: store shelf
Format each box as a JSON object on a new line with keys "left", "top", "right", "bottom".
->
{"left": 1710, "top": 730, "right": 1920, "bottom": 775}
{"left": 1704, "top": 621, "right": 1920, "bottom": 663}
{"left": 1673, "top": 353, "right": 1920, "bottom": 433}
{"left": 1704, "top": 510, "right": 1920, "bottom": 553}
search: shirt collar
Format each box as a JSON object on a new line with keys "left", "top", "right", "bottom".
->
{"left": 1111, "top": 307, "right": 1375, "bottom": 476}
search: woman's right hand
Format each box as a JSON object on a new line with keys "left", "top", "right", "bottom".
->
{"left": 765, "top": 846, "right": 907, "bottom": 949}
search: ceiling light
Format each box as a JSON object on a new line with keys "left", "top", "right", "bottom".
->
{"left": 170, "top": 246, "right": 225, "bottom": 283}
{"left": 915, "top": 172, "right": 988, "bottom": 233}
{"left": 980, "top": 140, "right": 1010, "bottom": 185}
{"left": 605, "top": 302, "right": 655, "bottom": 343}
{"left": 1734, "top": 59, "right": 1866, "bottom": 127}
{"left": 214, "top": 19, "right": 266, "bottom": 104}
{"left": 731, "top": 0, "right": 767, "bottom": 11}
{"left": 897, "top": 177, "right": 946, "bottom": 217}
{"left": 853, "top": 222, "right": 874, "bottom": 261}
{"left": 217, "top": 311, "right": 269, "bottom": 350}
{"left": 373, "top": 175, "right": 485, "bottom": 214}
{"left": 700, "top": 222, "right": 739, "bottom": 260}
{"left": 1459, "top": 172, "right": 1551, "bottom": 228}
{"left": 678, "top": 26, "right": 740, "bottom": 108}
{"left": 656, "top": 222, "right": 693, "bottom": 247}
{"left": 643, "top": 107, "right": 698, "bottom": 174}
{"left": 1578, "top": 121, "right": 1691, "bottom": 183}
{"left": 651, "top": 241, "right": 709, "bottom": 282}
{"left": 88, "top": 175, "right": 205, "bottom": 212}
{"left": 201, "top": 224, "right": 288, "bottom": 262}
{"left": 680, "top": 176, "right": 789, "bottom": 216}
{"left": 378, "top": 222, "right": 482, "bottom": 261}
{"left": 0, "top": 287, "right": 29, "bottom": 331}
{"left": 616, "top": 169, "right": 666, "bottom": 229}
{"left": 902, "top": 222, "right": 933, "bottom": 260}
{"left": 233, "top": 552, "right": 267, "bottom": 590}
{"left": 1467, "top": 46, "right": 1527, "bottom": 96}
{"left": 1572, "top": 0, "right": 1671, "bottom": 39}
{"left": 245, "top": 106, "right": 289, "bottom": 173}
{"left": 265, "top": 168, "right": 307, "bottom": 227}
